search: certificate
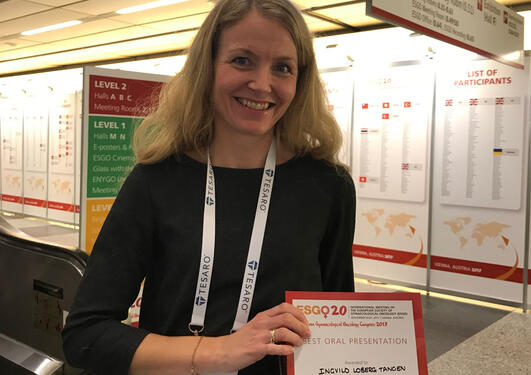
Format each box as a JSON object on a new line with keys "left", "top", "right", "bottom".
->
{"left": 286, "top": 291, "right": 428, "bottom": 375}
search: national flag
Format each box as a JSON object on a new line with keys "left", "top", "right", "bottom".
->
{"left": 469, "top": 98, "right": 478, "bottom": 105}
{"left": 445, "top": 99, "right": 453, "bottom": 106}
{"left": 404, "top": 101, "right": 411, "bottom": 108}
{"left": 495, "top": 97, "right": 504, "bottom": 105}
{"left": 382, "top": 113, "right": 389, "bottom": 120}
{"left": 383, "top": 102, "right": 390, "bottom": 108}
{"left": 362, "top": 103, "right": 369, "bottom": 109}
{"left": 361, "top": 128, "right": 368, "bottom": 134}
{"left": 359, "top": 176, "right": 367, "bottom": 183}
{"left": 401, "top": 163, "right": 409, "bottom": 170}
{"left": 493, "top": 148, "right": 502, "bottom": 155}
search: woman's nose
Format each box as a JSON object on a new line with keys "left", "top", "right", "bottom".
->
{"left": 248, "top": 67, "right": 272, "bottom": 93}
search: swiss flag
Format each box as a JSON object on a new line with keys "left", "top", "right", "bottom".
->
{"left": 359, "top": 176, "right": 367, "bottom": 183}
{"left": 382, "top": 102, "right": 390, "bottom": 108}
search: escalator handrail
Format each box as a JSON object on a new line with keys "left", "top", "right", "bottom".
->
{"left": 0, "top": 215, "right": 88, "bottom": 275}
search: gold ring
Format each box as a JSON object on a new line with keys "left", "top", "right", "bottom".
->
{"left": 270, "top": 329, "right": 276, "bottom": 344}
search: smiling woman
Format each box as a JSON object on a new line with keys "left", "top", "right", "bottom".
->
{"left": 62, "top": 1, "right": 356, "bottom": 375}
{"left": 132, "top": 0, "right": 344, "bottom": 166}
{"left": 211, "top": 10, "right": 298, "bottom": 166}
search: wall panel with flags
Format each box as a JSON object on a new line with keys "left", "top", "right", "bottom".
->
{"left": 351, "top": 62, "right": 434, "bottom": 287}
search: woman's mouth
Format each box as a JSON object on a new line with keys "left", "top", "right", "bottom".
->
{"left": 236, "top": 97, "right": 273, "bottom": 110}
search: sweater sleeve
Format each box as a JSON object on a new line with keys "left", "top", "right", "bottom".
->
{"left": 62, "top": 165, "right": 154, "bottom": 374}
{"left": 318, "top": 168, "right": 356, "bottom": 292}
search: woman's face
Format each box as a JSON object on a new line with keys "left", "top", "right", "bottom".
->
{"left": 212, "top": 10, "right": 298, "bottom": 141}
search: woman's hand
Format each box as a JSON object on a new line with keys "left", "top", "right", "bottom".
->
{"left": 199, "top": 302, "right": 311, "bottom": 373}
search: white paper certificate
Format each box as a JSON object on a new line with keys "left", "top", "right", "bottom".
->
{"left": 286, "top": 292, "right": 428, "bottom": 375}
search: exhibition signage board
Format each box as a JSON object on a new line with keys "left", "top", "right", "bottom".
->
{"left": 431, "top": 59, "right": 529, "bottom": 302}
{"left": 81, "top": 67, "right": 168, "bottom": 253}
{"left": 0, "top": 102, "right": 23, "bottom": 212}
{"left": 286, "top": 291, "right": 428, "bottom": 375}
{"left": 47, "top": 93, "right": 78, "bottom": 222}
{"left": 351, "top": 63, "right": 433, "bottom": 286}
{"left": 0, "top": 91, "right": 80, "bottom": 222}
{"left": 22, "top": 101, "right": 48, "bottom": 217}
{"left": 367, "top": 0, "right": 524, "bottom": 69}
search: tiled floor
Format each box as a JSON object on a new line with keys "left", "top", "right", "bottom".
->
{"left": 2, "top": 212, "right": 530, "bottom": 374}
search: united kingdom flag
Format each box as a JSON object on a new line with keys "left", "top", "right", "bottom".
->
{"left": 445, "top": 99, "right": 453, "bottom": 106}
{"left": 469, "top": 98, "right": 478, "bottom": 105}
{"left": 495, "top": 97, "right": 504, "bottom": 105}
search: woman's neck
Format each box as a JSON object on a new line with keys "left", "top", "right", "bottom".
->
{"left": 186, "top": 133, "right": 294, "bottom": 169}
{"left": 209, "top": 132, "right": 293, "bottom": 168}
{"left": 209, "top": 133, "right": 271, "bottom": 169}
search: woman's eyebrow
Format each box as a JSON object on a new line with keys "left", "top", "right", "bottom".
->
{"left": 227, "top": 47, "right": 297, "bottom": 62}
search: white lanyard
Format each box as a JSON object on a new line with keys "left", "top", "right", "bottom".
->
{"left": 190, "top": 139, "right": 277, "bottom": 336}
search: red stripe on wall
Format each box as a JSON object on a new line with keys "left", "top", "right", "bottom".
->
{"left": 2, "top": 194, "right": 23, "bottom": 203}
{"left": 353, "top": 244, "right": 427, "bottom": 268}
{"left": 430, "top": 254, "right": 524, "bottom": 283}
{"left": 48, "top": 201, "right": 75, "bottom": 212}
{"left": 353, "top": 244, "right": 529, "bottom": 284}
{"left": 23, "top": 198, "right": 47, "bottom": 207}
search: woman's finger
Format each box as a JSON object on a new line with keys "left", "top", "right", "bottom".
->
{"left": 265, "top": 302, "right": 309, "bottom": 325}
{"left": 269, "top": 327, "right": 304, "bottom": 347}
{"left": 266, "top": 311, "right": 311, "bottom": 339}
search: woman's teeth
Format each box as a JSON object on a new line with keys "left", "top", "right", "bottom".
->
{"left": 237, "top": 98, "right": 271, "bottom": 110}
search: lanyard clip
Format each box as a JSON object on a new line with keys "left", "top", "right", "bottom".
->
{"left": 188, "top": 323, "right": 204, "bottom": 336}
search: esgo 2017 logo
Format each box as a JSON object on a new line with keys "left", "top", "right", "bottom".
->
{"left": 296, "top": 304, "right": 347, "bottom": 319}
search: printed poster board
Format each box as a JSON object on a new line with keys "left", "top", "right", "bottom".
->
{"left": 431, "top": 58, "right": 529, "bottom": 303}
{"left": 81, "top": 67, "right": 168, "bottom": 253}
{"left": 352, "top": 63, "right": 433, "bottom": 287}
{"left": 22, "top": 100, "right": 48, "bottom": 217}
{"left": 48, "top": 93, "right": 78, "bottom": 222}
{"left": 0, "top": 102, "right": 23, "bottom": 213}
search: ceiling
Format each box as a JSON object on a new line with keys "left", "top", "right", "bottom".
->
{"left": 0, "top": 0, "right": 530, "bottom": 77}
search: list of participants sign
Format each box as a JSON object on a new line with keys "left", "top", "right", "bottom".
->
{"left": 286, "top": 292, "right": 427, "bottom": 375}
{"left": 353, "top": 65, "right": 432, "bottom": 203}
{"left": 436, "top": 60, "right": 525, "bottom": 210}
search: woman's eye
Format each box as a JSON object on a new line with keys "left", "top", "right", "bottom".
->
{"left": 232, "top": 57, "right": 249, "bottom": 66}
{"left": 276, "top": 64, "right": 292, "bottom": 74}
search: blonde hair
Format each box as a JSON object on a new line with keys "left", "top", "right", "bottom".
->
{"left": 134, "top": 0, "right": 343, "bottom": 165}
